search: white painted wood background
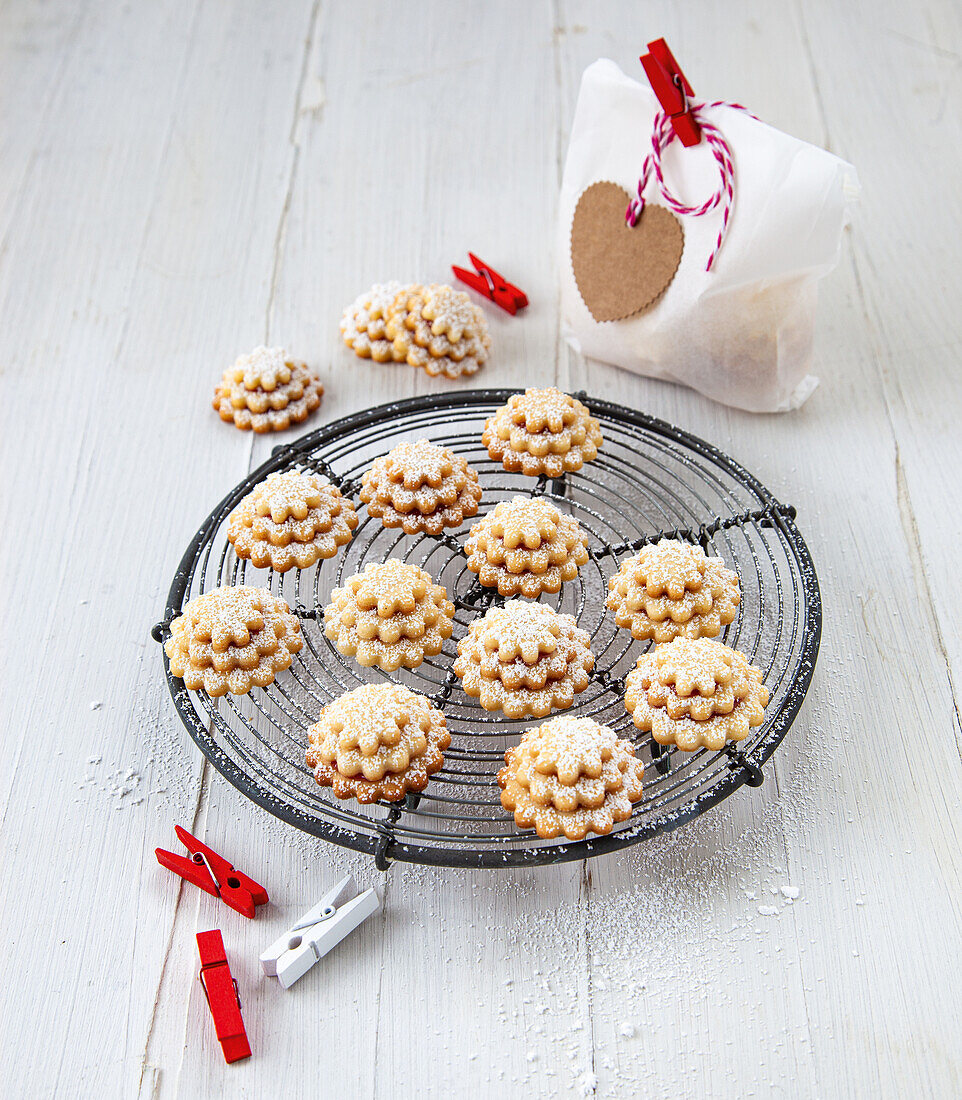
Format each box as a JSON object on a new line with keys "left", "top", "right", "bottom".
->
{"left": 2, "top": 0, "right": 961, "bottom": 1096}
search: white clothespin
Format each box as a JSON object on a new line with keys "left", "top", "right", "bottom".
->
{"left": 260, "top": 876, "right": 380, "bottom": 989}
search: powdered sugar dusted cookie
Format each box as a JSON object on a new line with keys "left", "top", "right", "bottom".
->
{"left": 323, "top": 558, "right": 455, "bottom": 672}
{"left": 387, "top": 284, "right": 491, "bottom": 379}
{"left": 306, "top": 683, "right": 450, "bottom": 803}
{"left": 340, "top": 281, "right": 415, "bottom": 362}
{"left": 227, "top": 471, "right": 358, "bottom": 571}
{"left": 453, "top": 601, "right": 594, "bottom": 719}
{"left": 164, "top": 585, "right": 303, "bottom": 696}
{"left": 606, "top": 539, "right": 740, "bottom": 642}
{"left": 498, "top": 716, "right": 644, "bottom": 840}
{"left": 213, "top": 346, "right": 323, "bottom": 432}
{"left": 464, "top": 497, "right": 590, "bottom": 597}
{"left": 624, "top": 637, "right": 769, "bottom": 751}
{"left": 359, "top": 439, "right": 482, "bottom": 536}
{"left": 483, "top": 388, "right": 603, "bottom": 478}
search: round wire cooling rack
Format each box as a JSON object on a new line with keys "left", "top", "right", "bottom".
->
{"left": 153, "top": 390, "right": 821, "bottom": 870}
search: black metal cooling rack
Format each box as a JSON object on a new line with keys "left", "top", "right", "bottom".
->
{"left": 152, "top": 390, "right": 820, "bottom": 869}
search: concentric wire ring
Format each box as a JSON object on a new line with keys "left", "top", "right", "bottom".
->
{"left": 155, "top": 390, "right": 821, "bottom": 869}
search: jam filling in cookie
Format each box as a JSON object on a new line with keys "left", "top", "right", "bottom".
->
{"left": 624, "top": 637, "right": 769, "bottom": 751}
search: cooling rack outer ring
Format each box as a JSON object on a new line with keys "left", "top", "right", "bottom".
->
{"left": 157, "top": 389, "right": 822, "bottom": 869}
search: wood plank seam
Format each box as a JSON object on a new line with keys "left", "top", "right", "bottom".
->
{"left": 265, "top": 0, "right": 323, "bottom": 343}
{"left": 895, "top": 449, "right": 962, "bottom": 758}
{"left": 138, "top": 759, "right": 211, "bottom": 1091}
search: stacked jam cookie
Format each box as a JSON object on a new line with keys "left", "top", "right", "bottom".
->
{"left": 341, "top": 282, "right": 491, "bottom": 379}
{"left": 214, "top": 346, "right": 324, "bottom": 433}
{"left": 163, "top": 468, "right": 356, "bottom": 695}
{"left": 167, "top": 388, "right": 770, "bottom": 842}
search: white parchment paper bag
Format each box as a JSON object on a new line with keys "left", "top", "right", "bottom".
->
{"left": 559, "top": 60, "right": 860, "bottom": 412}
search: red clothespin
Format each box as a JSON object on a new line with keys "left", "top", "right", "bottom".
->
{"left": 197, "top": 929, "right": 251, "bottom": 1063}
{"left": 452, "top": 254, "right": 528, "bottom": 315}
{"left": 640, "top": 38, "right": 701, "bottom": 147}
{"left": 156, "top": 826, "right": 268, "bottom": 919}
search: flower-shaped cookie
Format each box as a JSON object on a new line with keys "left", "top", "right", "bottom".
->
{"left": 464, "top": 497, "right": 590, "bottom": 597}
{"left": 227, "top": 472, "right": 358, "bottom": 571}
{"left": 624, "top": 638, "right": 769, "bottom": 751}
{"left": 498, "top": 716, "right": 644, "bottom": 840}
{"left": 340, "top": 281, "right": 413, "bottom": 362}
{"left": 359, "top": 440, "right": 482, "bottom": 536}
{"left": 453, "top": 601, "right": 594, "bottom": 719}
{"left": 213, "top": 346, "right": 324, "bottom": 432}
{"left": 164, "top": 585, "right": 303, "bottom": 696}
{"left": 607, "top": 539, "right": 740, "bottom": 642}
{"left": 386, "top": 284, "right": 491, "bottom": 379}
{"left": 482, "top": 388, "right": 603, "bottom": 478}
{"left": 306, "top": 683, "right": 450, "bottom": 803}
{"left": 323, "top": 559, "right": 455, "bottom": 671}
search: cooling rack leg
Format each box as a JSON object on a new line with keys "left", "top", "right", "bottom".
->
{"left": 650, "top": 740, "right": 671, "bottom": 775}
{"left": 374, "top": 805, "right": 402, "bottom": 871}
{"left": 724, "top": 746, "right": 765, "bottom": 787}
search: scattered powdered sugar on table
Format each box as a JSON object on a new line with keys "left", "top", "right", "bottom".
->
{"left": 78, "top": 763, "right": 145, "bottom": 807}
{"left": 576, "top": 1070, "right": 599, "bottom": 1097}
{"left": 76, "top": 693, "right": 199, "bottom": 812}
{"left": 297, "top": 711, "right": 839, "bottom": 1098}
{"left": 130, "top": 628, "right": 844, "bottom": 1096}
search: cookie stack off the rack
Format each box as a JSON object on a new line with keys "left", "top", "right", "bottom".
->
{"left": 160, "top": 387, "right": 776, "bottom": 850}
{"left": 341, "top": 282, "right": 491, "bottom": 379}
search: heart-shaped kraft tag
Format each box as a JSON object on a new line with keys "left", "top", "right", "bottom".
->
{"left": 571, "top": 181, "right": 684, "bottom": 323}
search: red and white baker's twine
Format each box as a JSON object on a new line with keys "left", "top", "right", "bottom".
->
{"left": 626, "top": 101, "right": 752, "bottom": 272}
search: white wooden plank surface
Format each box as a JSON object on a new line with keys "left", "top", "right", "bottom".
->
{"left": 2, "top": 1, "right": 961, "bottom": 1097}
